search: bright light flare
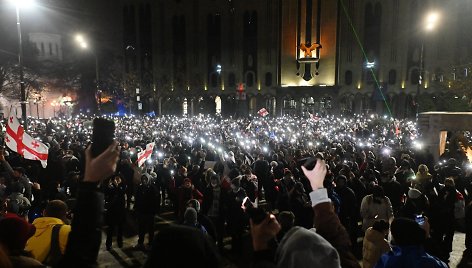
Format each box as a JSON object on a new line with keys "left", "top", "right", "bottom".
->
{"left": 9, "top": 0, "right": 35, "bottom": 8}
{"left": 425, "top": 11, "right": 440, "bottom": 31}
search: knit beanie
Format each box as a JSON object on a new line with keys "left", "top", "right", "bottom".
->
{"left": 0, "top": 216, "right": 36, "bottom": 252}
{"left": 184, "top": 207, "right": 198, "bottom": 225}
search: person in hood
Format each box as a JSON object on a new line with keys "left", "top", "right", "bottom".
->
{"left": 362, "top": 220, "right": 391, "bottom": 268}
{"left": 183, "top": 207, "right": 208, "bottom": 235}
{"left": 415, "top": 164, "right": 433, "bottom": 192}
{"left": 25, "top": 200, "right": 71, "bottom": 265}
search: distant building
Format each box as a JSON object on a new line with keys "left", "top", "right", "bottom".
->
{"left": 28, "top": 33, "right": 63, "bottom": 62}
{"left": 120, "top": 0, "right": 472, "bottom": 117}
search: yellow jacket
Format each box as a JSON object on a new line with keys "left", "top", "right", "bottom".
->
{"left": 25, "top": 217, "right": 71, "bottom": 263}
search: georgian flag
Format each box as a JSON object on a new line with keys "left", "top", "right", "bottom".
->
{"left": 309, "top": 112, "right": 320, "bottom": 121}
{"left": 257, "top": 108, "right": 269, "bottom": 117}
{"left": 137, "top": 142, "right": 155, "bottom": 167}
{"left": 5, "top": 109, "right": 49, "bottom": 168}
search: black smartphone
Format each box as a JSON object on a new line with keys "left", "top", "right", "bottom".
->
{"left": 91, "top": 118, "right": 115, "bottom": 157}
{"left": 303, "top": 157, "right": 317, "bottom": 170}
{"left": 242, "top": 197, "right": 267, "bottom": 224}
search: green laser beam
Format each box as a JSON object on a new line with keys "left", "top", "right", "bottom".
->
{"left": 339, "top": 0, "right": 393, "bottom": 117}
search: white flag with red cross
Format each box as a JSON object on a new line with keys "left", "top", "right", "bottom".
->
{"left": 5, "top": 109, "right": 49, "bottom": 168}
{"left": 137, "top": 142, "right": 155, "bottom": 167}
{"left": 309, "top": 112, "right": 320, "bottom": 121}
{"left": 257, "top": 108, "right": 269, "bottom": 117}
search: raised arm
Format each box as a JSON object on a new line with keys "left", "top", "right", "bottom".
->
{"left": 302, "top": 160, "right": 361, "bottom": 268}
{"left": 57, "top": 142, "right": 119, "bottom": 268}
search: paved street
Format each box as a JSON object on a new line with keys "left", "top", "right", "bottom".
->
{"left": 96, "top": 209, "right": 471, "bottom": 268}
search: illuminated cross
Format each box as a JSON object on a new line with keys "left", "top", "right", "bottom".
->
{"left": 9, "top": 117, "right": 13, "bottom": 124}
{"left": 5, "top": 137, "right": 10, "bottom": 143}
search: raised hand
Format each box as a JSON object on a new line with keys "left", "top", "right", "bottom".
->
{"left": 301, "top": 159, "right": 327, "bottom": 190}
{"left": 84, "top": 141, "right": 120, "bottom": 183}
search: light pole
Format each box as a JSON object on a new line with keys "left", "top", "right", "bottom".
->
{"left": 75, "top": 34, "right": 101, "bottom": 114}
{"left": 416, "top": 11, "right": 440, "bottom": 119}
{"left": 9, "top": 0, "right": 34, "bottom": 130}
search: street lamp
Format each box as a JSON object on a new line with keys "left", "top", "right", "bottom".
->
{"left": 74, "top": 34, "right": 101, "bottom": 114}
{"left": 8, "top": 0, "right": 35, "bottom": 130}
{"left": 416, "top": 11, "right": 440, "bottom": 119}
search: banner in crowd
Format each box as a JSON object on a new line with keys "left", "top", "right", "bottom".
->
{"left": 5, "top": 109, "right": 49, "bottom": 168}
{"left": 137, "top": 142, "right": 155, "bottom": 167}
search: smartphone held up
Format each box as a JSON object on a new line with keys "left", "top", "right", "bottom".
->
{"left": 91, "top": 118, "right": 116, "bottom": 157}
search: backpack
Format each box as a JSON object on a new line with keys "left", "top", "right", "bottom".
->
{"left": 44, "top": 224, "right": 64, "bottom": 266}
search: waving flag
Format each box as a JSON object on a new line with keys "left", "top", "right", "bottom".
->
{"left": 137, "top": 142, "right": 155, "bottom": 167}
{"left": 258, "top": 108, "right": 269, "bottom": 117}
{"left": 308, "top": 112, "right": 320, "bottom": 122}
{"left": 5, "top": 109, "right": 49, "bottom": 168}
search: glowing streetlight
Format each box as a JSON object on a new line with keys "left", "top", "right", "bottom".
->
{"left": 74, "top": 33, "right": 101, "bottom": 113}
{"left": 9, "top": 0, "right": 36, "bottom": 130}
{"left": 416, "top": 11, "right": 441, "bottom": 120}
{"left": 425, "top": 12, "right": 440, "bottom": 32}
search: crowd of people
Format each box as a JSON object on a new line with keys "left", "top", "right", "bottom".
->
{"left": 0, "top": 113, "right": 471, "bottom": 268}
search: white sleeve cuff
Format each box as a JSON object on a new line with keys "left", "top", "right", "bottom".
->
{"left": 309, "top": 188, "right": 331, "bottom": 207}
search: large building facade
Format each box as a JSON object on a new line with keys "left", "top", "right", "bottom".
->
{"left": 122, "top": 0, "right": 472, "bottom": 117}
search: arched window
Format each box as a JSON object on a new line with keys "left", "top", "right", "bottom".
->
{"left": 345, "top": 70, "right": 353, "bottom": 85}
{"left": 265, "top": 72, "right": 272, "bottom": 87}
{"left": 388, "top": 69, "right": 397, "bottom": 85}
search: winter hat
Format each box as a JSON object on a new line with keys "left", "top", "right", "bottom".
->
{"left": 184, "top": 207, "right": 198, "bottom": 225}
{"left": 408, "top": 188, "right": 422, "bottom": 199}
{"left": 270, "top": 161, "right": 278, "bottom": 168}
{"left": 276, "top": 227, "right": 341, "bottom": 268}
{"left": 390, "top": 218, "right": 425, "bottom": 246}
{"left": 0, "top": 215, "right": 36, "bottom": 252}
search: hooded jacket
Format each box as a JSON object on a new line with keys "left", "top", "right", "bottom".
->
{"left": 25, "top": 217, "right": 71, "bottom": 263}
{"left": 276, "top": 227, "right": 341, "bottom": 268}
{"left": 362, "top": 227, "right": 391, "bottom": 268}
